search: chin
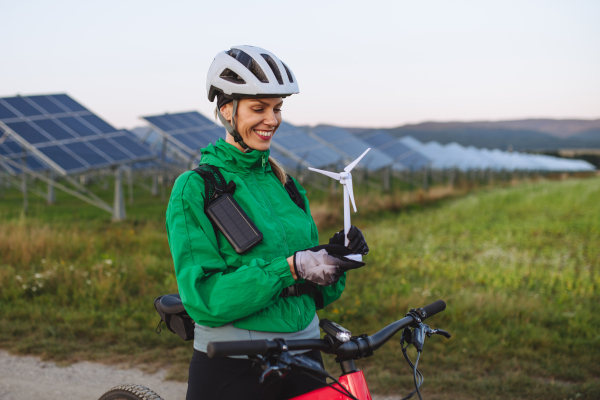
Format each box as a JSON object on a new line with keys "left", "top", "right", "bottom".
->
{"left": 253, "top": 142, "right": 271, "bottom": 152}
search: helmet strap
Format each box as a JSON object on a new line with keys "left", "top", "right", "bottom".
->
{"left": 216, "top": 99, "right": 253, "bottom": 154}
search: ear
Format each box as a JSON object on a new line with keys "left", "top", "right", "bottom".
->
{"left": 220, "top": 103, "right": 232, "bottom": 122}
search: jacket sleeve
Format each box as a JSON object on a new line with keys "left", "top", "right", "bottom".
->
{"left": 291, "top": 177, "right": 346, "bottom": 309}
{"left": 166, "top": 172, "right": 296, "bottom": 327}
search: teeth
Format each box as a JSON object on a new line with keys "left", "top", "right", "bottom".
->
{"left": 255, "top": 130, "right": 273, "bottom": 137}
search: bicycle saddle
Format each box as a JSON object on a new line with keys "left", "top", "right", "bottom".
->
{"left": 157, "top": 294, "right": 186, "bottom": 314}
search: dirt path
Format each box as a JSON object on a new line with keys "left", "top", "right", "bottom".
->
{"left": 0, "top": 350, "right": 186, "bottom": 400}
{"left": 0, "top": 350, "right": 400, "bottom": 400}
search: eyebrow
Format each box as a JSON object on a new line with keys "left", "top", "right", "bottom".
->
{"left": 251, "top": 99, "right": 284, "bottom": 107}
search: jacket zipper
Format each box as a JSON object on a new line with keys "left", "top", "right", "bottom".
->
{"left": 251, "top": 169, "right": 290, "bottom": 255}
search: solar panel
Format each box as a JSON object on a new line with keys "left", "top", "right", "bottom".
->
{"left": 0, "top": 134, "right": 48, "bottom": 174}
{"left": 272, "top": 122, "right": 343, "bottom": 168}
{"left": 142, "top": 111, "right": 224, "bottom": 160}
{"left": 268, "top": 146, "right": 297, "bottom": 169}
{"left": 142, "top": 111, "right": 299, "bottom": 168}
{"left": 0, "top": 94, "right": 154, "bottom": 175}
{"left": 362, "top": 130, "right": 431, "bottom": 170}
{"left": 310, "top": 126, "right": 402, "bottom": 171}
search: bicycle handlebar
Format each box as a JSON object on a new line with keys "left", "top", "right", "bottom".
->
{"left": 422, "top": 300, "right": 446, "bottom": 319}
{"left": 207, "top": 300, "right": 446, "bottom": 358}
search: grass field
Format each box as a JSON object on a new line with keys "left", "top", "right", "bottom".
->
{"left": 1, "top": 177, "right": 599, "bottom": 399}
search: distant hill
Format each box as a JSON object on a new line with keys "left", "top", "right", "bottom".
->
{"left": 338, "top": 119, "right": 600, "bottom": 151}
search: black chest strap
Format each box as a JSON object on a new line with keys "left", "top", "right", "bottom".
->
{"left": 193, "top": 165, "right": 236, "bottom": 207}
{"left": 193, "top": 165, "right": 306, "bottom": 213}
{"left": 283, "top": 175, "right": 306, "bottom": 212}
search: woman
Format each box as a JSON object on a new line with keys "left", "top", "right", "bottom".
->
{"left": 166, "top": 45, "right": 369, "bottom": 400}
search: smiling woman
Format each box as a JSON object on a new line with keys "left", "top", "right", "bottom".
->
{"left": 165, "top": 45, "right": 370, "bottom": 400}
{"left": 218, "top": 97, "right": 288, "bottom": 184}
{"left": 220, "top": 98, "right": 283, "bottom": 151}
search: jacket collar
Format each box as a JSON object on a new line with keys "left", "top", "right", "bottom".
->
{"left": 199, "top": 139, "right": 271, "bottom": 174}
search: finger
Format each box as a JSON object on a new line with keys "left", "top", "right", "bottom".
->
{"left": 349, "top": 236, "right": 363, "bottom": 251}
{"left": 347, "top": 225, "right": 359, "bottom": 240}
{"left": 329, "top": 231, "right": 344, "bottom": 245}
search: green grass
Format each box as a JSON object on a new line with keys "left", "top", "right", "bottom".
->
{"left": 1, "top": 177, "right": 599, "bottom": 399}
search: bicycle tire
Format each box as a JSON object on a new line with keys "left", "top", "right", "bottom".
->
{"left": 98, "top": 384, "right": 164, "bottom": 400}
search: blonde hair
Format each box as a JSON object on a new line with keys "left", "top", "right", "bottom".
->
{"left": 268, "top": 156, "right": 288, "bottom": 185}
{"left": 215, "top": 107, "right": 288, "bottom": 185}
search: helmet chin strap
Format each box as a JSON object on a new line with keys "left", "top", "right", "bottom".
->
{"left": 216, "top": 99, "right": 253, "bottom": 154}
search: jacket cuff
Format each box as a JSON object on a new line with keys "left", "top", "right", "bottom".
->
{"left": 266, "top": 257, "right": 296, "bottom": 288}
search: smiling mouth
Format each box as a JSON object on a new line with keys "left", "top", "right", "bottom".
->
{"left": 254, "top": 129, "right": 274, "bottom": 140}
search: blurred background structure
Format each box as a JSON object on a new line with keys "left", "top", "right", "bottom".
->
{"left": 1, "top": 94, "right": 596, "bottom": 220}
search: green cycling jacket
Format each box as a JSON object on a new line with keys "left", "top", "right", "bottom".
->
{"left": 166, "top": 139, "right": 346, "bottom": 332}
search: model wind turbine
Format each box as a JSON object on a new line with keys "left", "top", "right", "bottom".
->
{"left": 308, "top": 148, "right": 371, "bottom": 261}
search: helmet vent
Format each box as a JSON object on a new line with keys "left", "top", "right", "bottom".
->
{"left": 261, "top": 54, "right": 283, "bottom": 85}
{"left": 226, "top": 49, "right": 269, "bottom": 83}
{"left": 282, "top": 63, "right": 294, "bottom": 83}
{"left": 219, "top": 68, "right": 246, "bottom": 84}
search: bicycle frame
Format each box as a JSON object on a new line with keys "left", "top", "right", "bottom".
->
{"left": 290, "top": 370, "right": 371, "bottom": 400}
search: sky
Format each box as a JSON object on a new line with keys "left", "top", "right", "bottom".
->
{"left": 2, "top": 0, "right": 599, "bottom": 130}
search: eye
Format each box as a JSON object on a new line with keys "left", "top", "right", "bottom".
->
{"left": 274, "top": 108, "right": 282, "bottom": 112}
{"left": 253, "top": 108, "right": 264, "bottom": 112}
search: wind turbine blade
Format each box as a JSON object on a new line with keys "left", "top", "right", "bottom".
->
{"left": 308, "top": 167, "right": 340, "bottom": 180}
{"left": 344, "top": 148, "right": 371, "bottom": 173}
{"left": 346, "top": 177, "right": 357, "bottom": 212}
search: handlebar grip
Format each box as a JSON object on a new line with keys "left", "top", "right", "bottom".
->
{"left": 207, "top": 340, "right": 270, "bottom": 358}
{"left": 422, "top": 300, "right": 446, "bottom": 320}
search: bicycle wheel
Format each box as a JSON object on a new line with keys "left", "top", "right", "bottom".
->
{"left": 98, "top": 384, "right": 164, "bottom": 400}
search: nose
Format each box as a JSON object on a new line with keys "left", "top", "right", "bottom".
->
{"left": 264, "top": 109, "right": 278, "bottom": 127}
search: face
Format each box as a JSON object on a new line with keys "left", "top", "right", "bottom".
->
{"left": 220, "top": 97, "right": 283, "bottom": 152}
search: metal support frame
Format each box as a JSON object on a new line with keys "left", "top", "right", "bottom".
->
{"left": 21, "top": 147, "right": 28, "bottom": 214}
{"left": 47, "top": 171, "right": 56, "bottom": 204}
{"left": 3, "top": 173, "right": 46, "bottom": 200}
{"left": 0, "top": 155, "right": 113, "bottom": 214}
{"left": 127, "top": 164, "right": 133, "bottom": 205}
{"left": 383, "top": 165, "right": 391, "bottom": 191}
{"left": 151, "top": 170, "right": 159, "bottom": 196}
{"left": 102, "top": 170, "right": 109, "bottom": 190}
{"left": 113, "top": 167, "right": 126, "bottom": 221}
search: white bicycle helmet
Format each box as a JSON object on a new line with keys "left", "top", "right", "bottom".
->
{"left": 206, "top": 45, "right": 299, "bottom": 152}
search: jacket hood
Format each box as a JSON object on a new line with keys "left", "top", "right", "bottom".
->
{"left": 200, "top": 139, "right": 272, "bottom": 174}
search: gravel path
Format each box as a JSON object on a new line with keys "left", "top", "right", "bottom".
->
{"left": 0, "top": 350, "right": 187, "bottom": 400}
{"left": 0, "top": 350, "right": 399, "bottom": 400}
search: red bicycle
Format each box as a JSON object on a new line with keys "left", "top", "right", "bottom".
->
{"left": 100, "top": 299, "right": 450, "bottom": 400}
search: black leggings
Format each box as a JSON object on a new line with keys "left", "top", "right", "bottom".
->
{"left": 186, "top": 349, "right": 327, "bottom": 400}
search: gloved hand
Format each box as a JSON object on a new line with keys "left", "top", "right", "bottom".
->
{"left": 294, "top": 244, "right": 365, "bottom": 286}
{"left": 329, "top": 225, "right": 369, "bottom": 255}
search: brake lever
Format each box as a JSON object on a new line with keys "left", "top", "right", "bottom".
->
{"left": 258, "top": 362, "right": 287, "bottom": 384}
{"left": 426, "top": 328, "right": 451, "bottom": 339}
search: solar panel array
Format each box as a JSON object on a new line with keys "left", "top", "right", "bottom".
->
{"left": 272, "top": 122, "right": 343, "bottom": 168}
{"left": 139, "top": 111, "right": 596, "bottom": 174}
{"left": 398, "top": 136, "right": 595, "bottom": 172}
{"left": 0, "top": 94, "right": 154, "bottom": 175}
{"left": 361, "top": 130, "right": 431, "bottom": 171}
{"left": 310, "top": 126, "right": 403, "bottom": 171}
{"left": 143, "top": 112, "right": 303, "bottom": 168}
{"left": 0, "top": 132, "right": 47, "bottom": 174}
{"left": 142, "top": 112, "right": 224, "bottom": 158}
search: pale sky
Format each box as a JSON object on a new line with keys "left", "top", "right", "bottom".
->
{"left": 2, "top": 0, "right": 599, "bottom": 130}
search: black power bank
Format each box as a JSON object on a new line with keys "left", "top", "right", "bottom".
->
{"left": 206, "top": 193, "right": 263, "bottom": 254}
